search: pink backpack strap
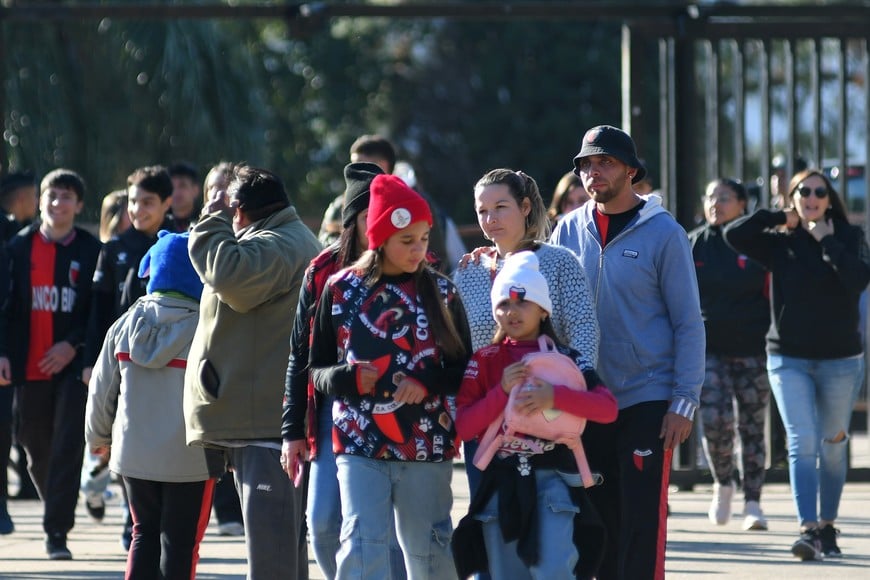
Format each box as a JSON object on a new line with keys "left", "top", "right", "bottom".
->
{"left": 533, "top": 336, "right": 596, "bottom": 487}
{"left": 472, "top": 411, "right": 505, "bottom": 471}
{"left": 573, "top": 442, "right": 595, "bottom": 488}
{"left": 537, "top": 334, "right": 557, "bottom": 353}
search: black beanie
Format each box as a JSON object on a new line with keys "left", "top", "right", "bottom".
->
{"left": 342, "top": 162, "right": 384, "bottom": 227}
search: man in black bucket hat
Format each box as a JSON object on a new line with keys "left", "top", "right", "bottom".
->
{"left": 551, "top": 125, "right": 705, "bottom": 580}
{"left": 573, "top": 124, "right": 647, "bottom": 185}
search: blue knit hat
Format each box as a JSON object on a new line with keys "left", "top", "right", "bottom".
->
{"left": 138, "top": 230, "right": 203, "bottom": 300}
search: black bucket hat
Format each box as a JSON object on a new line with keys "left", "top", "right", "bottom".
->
{"left": 573, "top": 125, "right": 647, "bottom": 184}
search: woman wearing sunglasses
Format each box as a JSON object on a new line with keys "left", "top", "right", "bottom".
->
{"left": 724, "top": 168, "right": 870, "bottom": 562}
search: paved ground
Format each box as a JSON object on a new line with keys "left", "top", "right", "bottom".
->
{"left": 2, "top": 437, "right": 870, "bottom": 579}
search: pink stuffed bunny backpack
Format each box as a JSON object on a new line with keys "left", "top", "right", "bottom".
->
{"left": 472, "top": 335, "right": 595, "bottom": 487}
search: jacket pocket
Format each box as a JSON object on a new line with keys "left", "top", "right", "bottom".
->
{"left": 198, "top": 359, "right": 221, "bottom": 401}
{"left": 598, "top": 339, "right": 644, "bottom": 388}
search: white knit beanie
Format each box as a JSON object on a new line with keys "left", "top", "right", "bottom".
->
{"left": 490, "top": 251, "right": 553, "bottom": 318}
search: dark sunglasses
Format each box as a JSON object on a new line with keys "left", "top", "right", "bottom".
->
{"left": 796, "top": 186, "right": 828, "bottom": 198}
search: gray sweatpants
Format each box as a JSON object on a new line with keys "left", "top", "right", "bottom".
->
{"left": 227, "top": 445, "right": 308, "bottom": 580}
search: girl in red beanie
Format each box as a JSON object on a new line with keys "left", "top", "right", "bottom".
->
{"left": 308, "top": 173, "right": 471, "bottom": 579}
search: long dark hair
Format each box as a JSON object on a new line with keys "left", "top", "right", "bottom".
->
{"left": 352, "top": 250, "right": 467, "bottom": 360}
{"left": 492, "top": 315, "right": 557, "bottom": 345}
{"left": 788, "top": 169, "right": 848, "bottom": 223}
{"left": 336, "top": 219, "right": 365, "bottom": 267}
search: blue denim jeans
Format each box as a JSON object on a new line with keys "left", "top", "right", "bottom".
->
{"left": 308, "top": 401, "right": 343, "bottom": 579}
{"left": 767, "top": 353, "right": 864, "bottom": 526}
{"left": 335, "top": 455, "right": 454, "bottom": 580}
{"left": 475, "top": 468, "right": 580, "bottom": 579}
{"left": 310, "top": 402, "right": 407, "bottom": 580}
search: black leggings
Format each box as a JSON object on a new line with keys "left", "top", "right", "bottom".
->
{"left": 123, "top": 476, "right": 216, "bottom": 580}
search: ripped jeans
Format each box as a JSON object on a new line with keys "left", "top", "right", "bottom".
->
{"left": 767, "top": 353, "right": 864, "bottom": 526}
{"left": 335, "top": 455, "right": 454, "bottom": 580}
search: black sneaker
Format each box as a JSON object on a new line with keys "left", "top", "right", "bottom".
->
{"left": 46, "top": 533, "right": 72, "bottom": 560}
{"left": 0, "top": 502, "right": 13, "bottom": 535}
{"left": 120, "top": 524, "right": 133, "bottom": 552}
{"left": 819, "top": 524, "right": 841, "bottom": 557}
{"left": 791, "top": 528, "right": 823, "bottom": 561}
{"left": 85, "top": 493, "right": 105, "bottom": 523}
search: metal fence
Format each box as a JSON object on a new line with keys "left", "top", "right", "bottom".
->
{"left": 623, "top": 5, "right": 870, "bottom": 484}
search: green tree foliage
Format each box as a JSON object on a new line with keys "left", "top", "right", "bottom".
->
{"left": 257, "top": 13, "right": 622, "bottom": 224}
{"left": 2, "top": 2, "right": 625, "bottom": 226}
{"left": 379, "top": 18, "right": 623, "bottom": 223}
{"left": 3, "top": 2, "right": 268, "bottom": 221}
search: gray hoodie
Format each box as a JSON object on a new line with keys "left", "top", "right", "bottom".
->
{"left": 86, "top": 294, "right": 222, "bottom": 482}
{"left": 550, "top": 194, "right": 704, "bottom": 418}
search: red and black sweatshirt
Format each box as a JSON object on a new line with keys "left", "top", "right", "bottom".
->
{"left": 282, "top": 246, "right": 342, "bottom": 456}
{"left": 0, "top": 224, "right": 101, "bottom": 383}
{"left": 309, "top": 267, "right": 471, "bottom": 462}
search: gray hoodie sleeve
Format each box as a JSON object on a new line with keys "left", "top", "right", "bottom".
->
{"left": 85, "top": 320, "right": 123, "bottom": 451}
{"left": 661, "top": 227, "right": 705, "bottom": 419}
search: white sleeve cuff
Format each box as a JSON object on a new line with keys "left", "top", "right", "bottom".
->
{"left": 669, "top": 398, "right": 696, "bottom": 421}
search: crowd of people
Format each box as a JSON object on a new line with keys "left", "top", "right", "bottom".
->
{"left": 0, "top": 127, "right": 866, "bottom": 579}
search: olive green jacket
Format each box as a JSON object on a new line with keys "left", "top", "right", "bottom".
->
{"left": 184, "top": 206, "right": 321, "bottom": 446}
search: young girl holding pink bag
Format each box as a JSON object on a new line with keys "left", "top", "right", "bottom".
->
{"left": 453, "top": 251, "right": 617, "bottom": 580}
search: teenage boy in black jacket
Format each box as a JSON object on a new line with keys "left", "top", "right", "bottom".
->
{"left": 84, "top": 165, "right": 174, "bottom": 376}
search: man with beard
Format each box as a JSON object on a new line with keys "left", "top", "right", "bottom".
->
{"left": 550, "top": 125, "right": 704, "bottom": 580}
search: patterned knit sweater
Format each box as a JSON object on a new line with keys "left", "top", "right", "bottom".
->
{"left": 310, "top": 268, "right": 471, "bottom": 461}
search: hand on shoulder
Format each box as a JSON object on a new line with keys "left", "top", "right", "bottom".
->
{"left": 457, "top": 246, "right": 497, "bottom": 270}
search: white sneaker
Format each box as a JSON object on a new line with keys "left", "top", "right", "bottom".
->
{"left": 708, "top": 481, "right": 734, "bottom": 525}
{"left": 742, "top": 500, "right": 768, "bottom": 530}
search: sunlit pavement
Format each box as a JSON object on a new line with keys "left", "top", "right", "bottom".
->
{"left": 3, "top": 436, "right": 870, "bottom": 579}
